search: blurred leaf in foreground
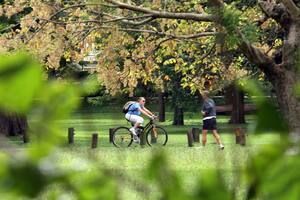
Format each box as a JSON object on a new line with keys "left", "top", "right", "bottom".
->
{"left": 238, "top": 79, "right": 288, "bottom": 134}
{"left": 0, "top": 52, "right": 43, "bottom": 113}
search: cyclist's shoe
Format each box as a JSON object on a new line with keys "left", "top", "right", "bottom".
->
{"left": 133, "top": 135, "right": 140, "bottom": 143}
{"left": 129, "top": 127, "right": 137, "bottom": 135}
{"left": 219, "top": 144, "right": 224, "bottom": 150}
{"left": 130, "top": 127, "right": 140, "bottom": 143}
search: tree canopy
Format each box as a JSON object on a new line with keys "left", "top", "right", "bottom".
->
{"left": 1, "top": 0, "right": 300, "bottom": 133}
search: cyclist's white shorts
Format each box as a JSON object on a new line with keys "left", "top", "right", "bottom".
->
{"left": 125, "top": 113, "right": 144, "bottom": 124}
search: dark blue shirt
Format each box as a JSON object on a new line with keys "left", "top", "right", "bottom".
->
{"left": 202, "top": 98, "right": 216, "bottom": 118}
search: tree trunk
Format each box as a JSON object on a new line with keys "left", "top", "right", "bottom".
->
{"left": 0, "top": 112, "right": 28, "bottom": 136}
{"left": 228, "top": 85, "right": 246, "bottom": 124}
{"left": 158, "top": 92, "right": 165, "bottom": 122}
{"left": 270, "top": 22, "right": 300, "bottom": 136}
{"left": 271, "top": 71, "right": 300, "bottom": 135}
{"left": 173, "top": 106, "right": 184, "bottom": 125}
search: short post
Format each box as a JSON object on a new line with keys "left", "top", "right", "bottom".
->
{"left": 68, "top": 127, "right": 75, "bottom": 144}
{"left": 187, "top": 130, "right": 193, "bottom": 147}
{"left": 239, "top": 129, "right": 246, "bottom": 146}
{"left": 192, "top": 128, "right": 200, "bottom": 143}
{"left": 91, "top": 133, "right": 98, "bottom": 149}
{"left": 23, "top": 132, "right": 29, "bottom": 143}
{"left": 235, "top": 128, "right": 241, "bottom": 144}
{"left": 109, "top": 128, "right": 114, "bottom": 143}
{"left": 150, "top": 128, "right": 157, "bottom": 144}
{"left": 235, "top": 128, "right": 246, "bottom": 146}
{"left": 140, "top": 130, "right": 147, "bottom": 147}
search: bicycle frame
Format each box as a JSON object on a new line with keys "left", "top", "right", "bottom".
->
{"left": 122, "top": 119, "right": 157, "bottom": 143}
{"left": 137, "top": 119, "right": 156, "bottom": 136}
{"left": 112, "top": 118, "right": 166, "bottom": 148}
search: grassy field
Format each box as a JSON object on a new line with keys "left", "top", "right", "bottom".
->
{"left": 7, "top": 105, "right": 280, "bottom": 200}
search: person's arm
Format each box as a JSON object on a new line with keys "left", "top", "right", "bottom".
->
{"left": 201, "top": 102, "right": 212, "bottom": 116}
{"left": 201, "top": 103, "right": 206, "bottom": 116}
{"left": 202, "top": 103, "right": 213, "bottom": 117}
{"left": 142, "top": 107, "right": 155, "bottom": 117}
{"left": 138, "top": 107, "right": 153, "bottom": 118}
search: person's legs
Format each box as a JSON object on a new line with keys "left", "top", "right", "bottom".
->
{"left": 212, "top": 130, "right": 222, "bottom": 145}
{"left": 132, "top": 115, "right": 144, "bottom": 132}
{"left": 212, "top": 130, "right": 224, "bottom": 149}
{"left": 202, "top": 119, "right": 210, "bottom": 146}
{"left": 126, "top": 115, "right": 144, "bottom": 142}
{"left": 202, "top": 129, "right": 207, "bottom": 146}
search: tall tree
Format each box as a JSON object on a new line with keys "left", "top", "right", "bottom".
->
{"left": 0, "top": 1, "right": 30, "bottom": 136}
{"left": 227, "top": 84, "right": 246, "bottom": 124}
{"left": 100, "top": 0, "right": 300, "bottom": 134}
{"left": 0, "top": 112, "right": 28, "bottom": 136}
{"left": 1, "top": 0, "right": 300, "bottom": 134}
{"left": 158, "top": 91, "right": 166, "bottom": 122}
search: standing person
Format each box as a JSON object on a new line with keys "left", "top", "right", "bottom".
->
{"left": 125, "top": 97, "right": 156, "bottom": 143}
{"left": 201, "top": 91, "right": 224, "bottom": 150}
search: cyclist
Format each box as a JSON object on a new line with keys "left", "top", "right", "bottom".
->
{"left": 201, "top": 90, "right": 224, "bottom": 150}
{"left": 125, "top": 97, "right": 156, "bottom": 142}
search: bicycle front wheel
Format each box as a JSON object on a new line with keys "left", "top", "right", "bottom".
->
{"left": 146, "top": 126, "right": 168, "bottom": 147}
{"left": 112, "top": 127, "right": 133, "bottom": 148}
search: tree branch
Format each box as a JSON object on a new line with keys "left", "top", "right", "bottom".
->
{"left": 117, "top": 17, "right": 155, "bottom": 26}
{"left": 258, "top": 0, "right": 289, "bottom": 28}
{"left": 0, "top": 23, "right": 20, "bottom": 33}
{"left": 281, "top": 0, "right": 300, "bottom": 19}
{"left": 39, "top": 14, "right": 154, "bottom": 26}
{"left": 100, "top": 26, "right": 218, "bottom": 39}
{"left": 101, "top": 13, "right": 155, "bottom": 26}
{"left": 209, "top": 0, "right": 283, "bottom": 75}
{"left": 25, "top": 3, "right": 115, "bottom": 44}
{"left": 237, "top": 30, "right": 281, "bottom": 74}
{"left": 105, "top": 0, "right": 217, "bottom": 22}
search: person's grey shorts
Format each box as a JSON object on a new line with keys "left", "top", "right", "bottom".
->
{"left": 125, "top": 113, "right": 144, "bottom": 124}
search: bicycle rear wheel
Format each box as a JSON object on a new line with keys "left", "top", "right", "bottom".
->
{"left": 146, "top": 126, "right": 168, "bottom": 147}
{"left": 112, "top": 127, "right": 133, "bottom": 148}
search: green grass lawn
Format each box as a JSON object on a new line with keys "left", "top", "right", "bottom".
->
{"left": 7, "top": 105, "right": 281, "bottom": 200}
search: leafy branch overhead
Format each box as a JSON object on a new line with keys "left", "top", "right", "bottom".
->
{"left": 1, "top": 1, "right": 300, "bottom": 133}
{"left": 0, "top": 1, "right": 246, "bottom": 92}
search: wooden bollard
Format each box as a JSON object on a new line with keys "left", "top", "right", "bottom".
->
{"left": 91, "top": 133, "right": 98, "bottom": 148}
{"left": 68, "top": 127, "right": 75, "bottom": 144}
{"left": 150, "top": 128, "right": 157, "bottom": 144}
{"left": 109, "top": 128, "right": 115, "bottom": 143}
{"left": 23, "top": 132, "right": 29, "bottom": 143}
{"left": 235, "top": 128, "right": 241, "bottom": 144}
{"left": 192, "top": 128, "right": 200, "bottom": 143}
{"left": 235, "top": 128, "right": 246, "bottom": 146}
{"left": 187, "top": 130, "right": 193, "bottom": 147}
{"left": 139, "top": 129, "right": 147, "bottom": 147}
{"left": 240, "top": 129, "right": 246, "bottom": 146}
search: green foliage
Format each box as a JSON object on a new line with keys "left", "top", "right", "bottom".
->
{"left": 147, "top": 151, "right": 234, "bottom": 200}
{"left": 0, "top": 52, "right": 300, "bottom": 200}
{"left": 239, "top": 79, "right": 288, "bottom": 134}
{"left": 3, "top": 159, "right": 48, "bottom": 198}
{"left": 221, "top": 4, "right": 261, "bottom": 48}
{"left": 221, "top": 5, "right": 242, "bottom": 37}
{"left": 0, "top": 52, "right": 42, "bottom": 113}
{"left": 196, "top": 170, "right": 232, "bottom": 200}
{"left": 239, "top": 79, "right": 300, "bottom": 200}
{"left": 86, "top": 94, "right": 112, "bottom": 106}
{"left": 147, "top": 151, "right": 191, "bottom": 200}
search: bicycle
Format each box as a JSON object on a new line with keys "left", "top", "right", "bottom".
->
{"left": 112, "top": 118, "right": 168, "bottom": 148}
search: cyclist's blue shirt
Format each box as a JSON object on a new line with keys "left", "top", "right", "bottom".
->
{"left": 127, "top": 103, "right": 142, "bottom": 116}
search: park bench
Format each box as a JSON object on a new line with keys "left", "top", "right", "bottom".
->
{"left": 216, "top": 104, "right": 256, "bottom": 115}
